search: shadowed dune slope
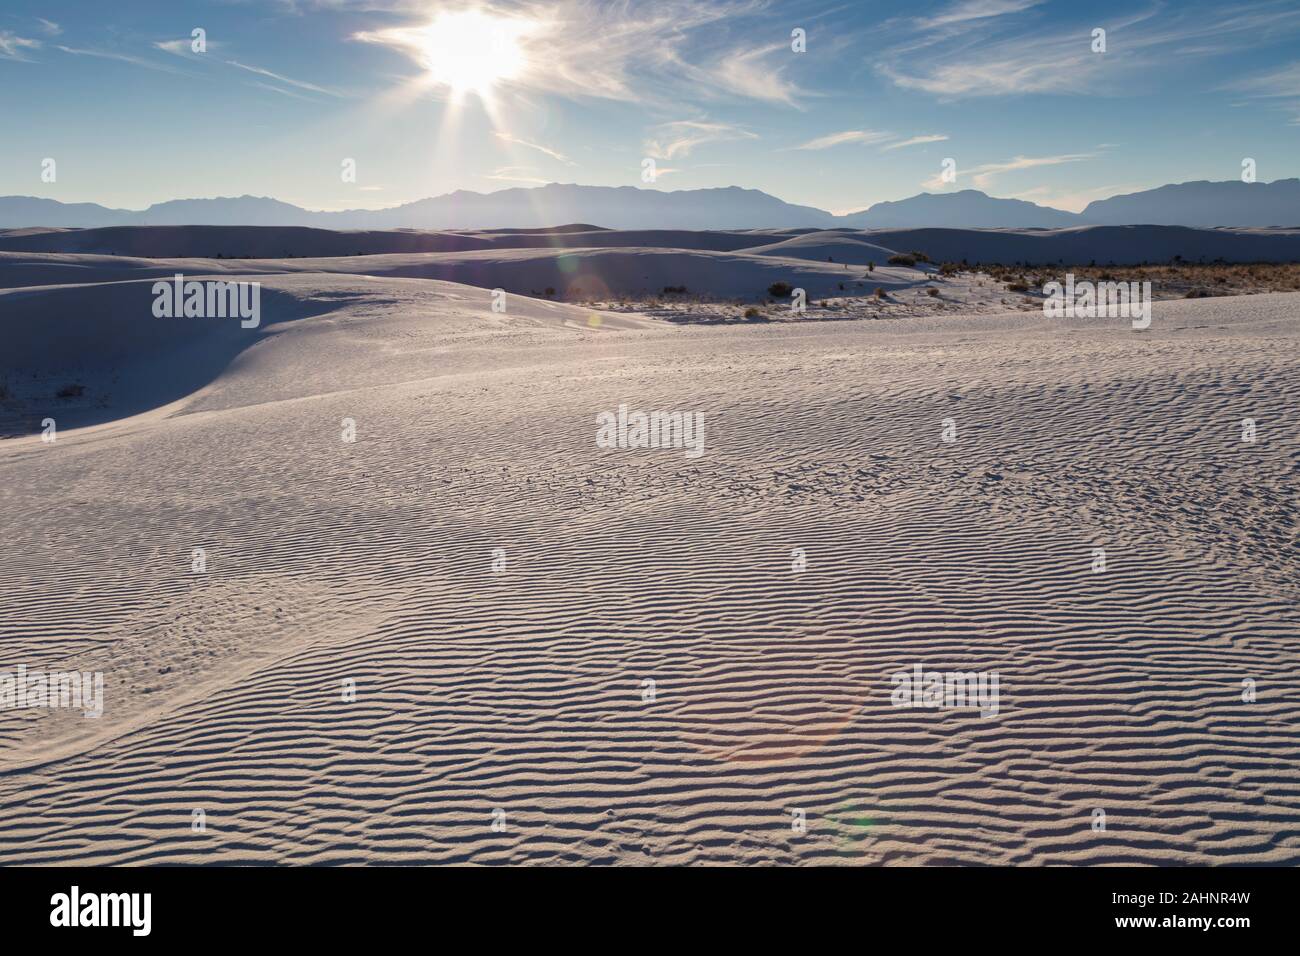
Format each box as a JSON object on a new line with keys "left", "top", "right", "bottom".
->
{"left": 0, "top": 224, "right": 786, "bottom": 258}
{"left": 0, "top": 248, "right": 924, "bottom": 300}
{"left": 5, "top": 223, "right": 1300, "bottom": 264}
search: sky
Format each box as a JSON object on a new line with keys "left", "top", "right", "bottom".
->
{"left": 2, "top": 0, "right": 1299, "bottom": 214}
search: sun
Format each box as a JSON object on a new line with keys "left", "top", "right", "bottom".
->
{"left": 414, "top": 9, "right": 532, "bottom": 95}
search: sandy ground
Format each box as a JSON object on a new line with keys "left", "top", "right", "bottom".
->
{"left": 0, "top": 258, "right": 1298, "bottom": 865}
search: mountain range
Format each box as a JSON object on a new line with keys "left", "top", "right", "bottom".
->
{"left": 3, "top": 180, "right": 1299, "bottom": 231}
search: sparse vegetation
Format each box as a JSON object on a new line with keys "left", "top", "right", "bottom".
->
{"left": 743, "top": 306, "right": 766, "bottom": 321}
{"left": 56, "top": 383, "right": 86, "bottom": 399}
{"left": 873, "top": 286, "right": 887, "bottom": 299}
{"left": 926, "top": 286, "right": 940, "bottom": 297}
{"left": 661, "top": 285, "right": 687, "bottom": 295}
{"left": 887, "top": 254, "right": 917, "bottom": 267}
{"left": 977, "top": 262, "right": 1300, "bottom": 300}
{"left": 767, "top": 281, "right": 793, "bottom": 297}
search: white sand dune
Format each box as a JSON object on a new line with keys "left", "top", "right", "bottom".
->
{"left": 741, "top": 230, "right": 902, "bottom": 265}
{"left": 1, "top": 257, "right": 1297, "bottom": 865}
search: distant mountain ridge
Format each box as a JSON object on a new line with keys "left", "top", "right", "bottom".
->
{"left": 840, "top": 189, "right": 1082, "bottom": 229}
{"left": 1081, "top": 179, "right": 1300, "bottom": 227}
{"left": 2, "top": 180, "right": 1298, "bottom": 231}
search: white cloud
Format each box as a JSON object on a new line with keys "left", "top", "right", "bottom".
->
{"left": 356, "top": 0, "right": 804, "bottom": 107}
{"left": 919, "top": 152, "right": 1092, "bottom": 190}
{"left": 644, "top": 120, "right": 756, "bottom": 160}
{"left": 155, "top": 38, "right": 222, "bottom": 58}
{"left": 1224, "top": 60, "right": 1300, "bottom": 98}
{"left": 495, "top": 132, "right": 574, "bottom": 164}
{"left": 54, "top": 45, "right": 186, "bottom": 73}
{"left": 917, "top": 0, "right": 1044, "bottom": 30}
{"left": 226, "top": 60, "right": 341, "bottom": 97}
{"left": 968, "top": 153, "right": 1092, "bottom": 188}
{"left": 483, "top": 166, "right": 554, "bottom": 184}
{"left": 883, "top": 2, "right": 1300, "bottom": 99}
{"left": 0, "top": 31, "right": 41, "bottom": 60}
{"left": 792, "top": 129, "right": 895, "bottom": 150}
{"left": 1007, "top": 182, "right": 1147, "bottom": 213}
{"left": 665, "top": 41, "right": 804, "bottom": 107}
{"left": 881, "top": 134, "right": 950, "bottom": 150}
{"left": 35, "top": 18, "right": 62, "bottom": 37}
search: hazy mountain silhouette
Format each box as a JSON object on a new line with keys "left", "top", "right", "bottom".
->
{"left": 3, "top": 180, "right": 1296, "bottom": 231}
{"left": 1082, "top": 179, "right": 1300, "bottom": 226}
{"left": 843, "top": 189, "right": 1083, "bottom": 228}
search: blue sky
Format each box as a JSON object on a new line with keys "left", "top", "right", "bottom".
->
{"left": 2, "top": 0, "right": 1299, "bottom": 213}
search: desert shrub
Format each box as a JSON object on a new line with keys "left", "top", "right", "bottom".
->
{"left": 56, "top": 383, "right": 85, "bottom": 399}
{"left": 887, "top": 254, "right": 916, "bottom": 267}
{"left": 1006, "top": 282, "right": 1030, "bottom": 293}
{"left": 544, "top": 287, "right": 556, "bottom": 297}
{"left": 743, "top": 306, "right": 766, "bottom": 321}
{"left": 1185, "top": 289, "right": 1211, "bottom": 298}
{"left": 661, "top": 285, "right": 687, "bottom": 295}
{"left": 767, "top": 281, "right": 793, "bottom": 297}
{"left": 939, "top": 262, "right": 959, "bottom": 276}
{"left": 908, "top": 250, "right": 932, "bottom": 263}
{"left": 873, "top": 286, "right": 887, "bottom": 299}
{"left": 867, "top": 262, "right": 875, "bottom": 271}
{"left": 926, "top": 287, "right": 939, "bottom": 297}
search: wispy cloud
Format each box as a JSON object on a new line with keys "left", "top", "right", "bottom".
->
{"left": 663, "top": 41, "right": 804, "bottom": 107}
{"left": 1221, "top": 59, "right": 1300, "bottom": 125}
{"left": 920, "top": 152, "right": 1092, "bottom": 190}
{"left": 483, "top": 165, "right": 554, "bottom": 185}
{"left": 226, "top": 60, "right": 341, "bottom": 97}
{"left": 792, "top": 129, "right": 895, "bottom": 150}
{"left": 154, "top": 37, "right": 221, "bottom": 58}
{"left": 883, "top": 1, "right": 1300, "bottom": 99}
{"left": 917, "top": 0, "right": 1044, "bottom": 30}
{"left": 54, "top": 45, "right": 186, "bottom": 73}
{"left": 790, "top": 130, "right": 948, "bottom": 151}
{"left": 644, "top": 120, "right": 756, "bottom": 160}
{"left": 35, "top": 18, "right": 62, "bottom": 37}
{"left": 356, "top": 0, "right": 804, "bottom": 107}
{"left": 0, "top": 31, "right": 41, "bottom": 61}
{"left": 154, "top": 39, "right": 192, "bottom": 56}
{"left": 1007, "top": 182, "right": 1147, "bottom": 213}
{"left": 969, "top": 153, "right": 1092, "bottom": 188}
{"left": 494, "top": 132, "right": 575, "bottom": 164}
{"left": 881, "top": 133, "right": 950, "bottom": 150}
{"left": 1224, "top": 60, "right": 1300, "bottom": 98}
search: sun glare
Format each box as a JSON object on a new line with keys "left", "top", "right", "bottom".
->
{"left": 415, "top": 9, "right": 532, "bottom": 95}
